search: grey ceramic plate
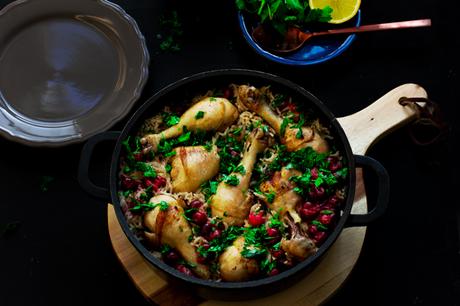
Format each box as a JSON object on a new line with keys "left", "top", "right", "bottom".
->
{"left": 0, "top": 0, "right": 149, "bottom": 146}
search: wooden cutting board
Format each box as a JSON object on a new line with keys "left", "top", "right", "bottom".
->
{"left": 107, "top": 84, "right": 427, "bottom": 306}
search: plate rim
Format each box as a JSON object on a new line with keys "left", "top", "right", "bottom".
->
{"left": 0, "top": 0, "right": 150, "bottom": 147}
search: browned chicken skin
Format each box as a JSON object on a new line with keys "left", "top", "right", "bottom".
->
{"left": 260, "top": 167, "right": 303, "bottom": 223}
{"left": 141, "top": 97, "right": 239, "bottom": 153}
{"left": 211, "top": 128, "right": 271, "bottom": 226}
{"left": 170, "top": 145, "right": 220, "bottom": 192}
{"left": 219, "top": 237, "right": 259, "bottom": 281}
{"left": 281, "top": 218, "right": 317, "bottom": 260}
{"left": 234, "top": 85, "right": 328, "bottom": 153}
{"left": 143, "top": 194, "right": 210, "bottom": 279}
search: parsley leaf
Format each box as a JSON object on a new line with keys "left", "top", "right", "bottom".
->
{"left": 135, "top": 162, "right": 157, "bottom": 178}
{"left": 223, "top": 174, "right": 240, "bottom": 186}
{"left": 195, "top": 111, "right": 205, "bottom": 119}
{"left": 131, "top": 200, "right": 169, "bottom": 212}
{"left": 162, "top": 112, "right": 180, "bottom": 127}
{"left": 236, "top": 0, "right": 333, "bottom": 36}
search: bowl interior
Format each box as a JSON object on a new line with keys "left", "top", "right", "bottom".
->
{"left": 238, "top": 11, "right": 361, "bottom": 66}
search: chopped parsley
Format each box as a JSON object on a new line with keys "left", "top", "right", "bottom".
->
{"left": 195, "top": 111, "right": 205, "bottom": 119}
{"left": 312, "top": 220, "right": 328, "bottom": 231}
{"left": 215, "top": 134, "right": 244, "bottom": 175}
{"left": 122, "top": 136, "right": 142, "bottom": 165}
{"left": 157, "top": 128, "right": 213, "bottom": 157}
{"left": 197, "top": 226, "right": 244, "bottom": 259}
{"left": 131, "top": 200, "right": 169, "bottom": 212}
{"left": 280, "top": 117, "right": 291, "bottom": 137}
{"left": 223, "top": 174, "right": 240, "bottom": 186}
{"left": 265, "top": 191, "right": 276, "bottom": 203}
{"left": 201, "top": 180, "right": 219, "bottom": 201}
{"left": 234, "top": 165, "right": 246, "bottom": 175}
{"left": 236, "top": 0, "right": 333, "bottom": 35}
{"left": 271, "top": 94, "right": 285, "bottom": 108}
{"left": 162, "top": 112, "right": 180, "bottom": 127}
{"left": 158, "top": 10, "right": 183, "bottom": 52}
{"left": 135, "top": 162, "right": 157, "bottom": 178}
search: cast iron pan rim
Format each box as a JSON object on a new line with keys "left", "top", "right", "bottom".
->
{"left": 109, "top": 68, "right": 357, "bottom": 289}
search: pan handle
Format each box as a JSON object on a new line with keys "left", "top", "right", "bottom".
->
{"left": 345, "top": 155, "right": 390, "bottom": 227}
{"left": 78, "top": 131, "right": 120, "bottom": 200}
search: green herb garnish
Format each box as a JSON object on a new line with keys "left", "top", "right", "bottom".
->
{"left": 131, "top": 200, "right": 169, "bottom": 212}
{"left": 158, "top": 10, "right": 183, "bottom": 52}
{"left": 236, "top": 0, "right": 333, "bottom": 35}
{"left": 135, "top": 162, "right": 157, "bottom": 178}
{"left": 162, "top": 112, "right": 180, "bottom": 127}
{"left": 195, "top": 111, "right": 205, "bottom": 119}
{"left": 223, "top": 174, "right": 240, "bottom": 186}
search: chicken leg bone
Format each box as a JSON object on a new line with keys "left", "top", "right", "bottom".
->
{"left": 235, "top": 85, "right": 328, "bottom": 153}
{"left": 211, "top": 128, "right": 271, "bottom": 226}
{"left": 281, "top": 217, "right": 317, "bottom": 260}
{"left": 219, "top": 236, "right": 259, "bottom": 281}
{"left": 260, "top": 167, "right": 303, "bottom": 223}
{"left": 141, "top": 97, "right": 239, "bottom": 153}
{"left": 143, "top": 194, "right": 210, "bottom": 279}
{"left": 170, "top": 145, "right": 220, "bottom": 193}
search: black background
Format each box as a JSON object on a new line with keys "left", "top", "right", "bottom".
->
{"left": 1, "top": 0, "right": 459, "bottom": 305}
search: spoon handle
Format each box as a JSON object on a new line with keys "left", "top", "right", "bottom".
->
{"left": 313, "top": 19, "right": 432, "bottom": 37}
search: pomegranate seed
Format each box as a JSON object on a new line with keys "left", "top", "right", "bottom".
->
{"left": 175, "top": 264, "right": 193, "bottom": 276}
{"left": 269, "top": 268, "right": 280, "bottom": 276}
{"left": 189, "top": 199, "right": 203, "bottom": 209}
{"left": 248, "top": 211, "right": 266, "bottom": 227}
{"left": 272, "top": 250, "right": 284, "bottom": 258}
{"left": 283, "top": 259, "right": 294, "bottom": 268}
{"left": 330, "top": 160, "right": 342, "bottom": 172}
{"left": 267, "top": 227, "right": 279, "bottom": 237}
{"left": 121, "top": 174, "right": 138, "bottom": 190}
{"left": 201, "top": 222, "right": 213, "bottom": 235}
{"left": 201, "top": 243, "right": 210, "bottom": 250}
{"left": 286, "top": 102, "right": 297, "bottom": 112}
{"left": 308, "top": 225, "right": 318, "bottom": 235}
{"left": 327, "top": 196, "right": 340, "bottom": 207}
{"left": 230, "top": 149, "right": 239, "bottom": 157}
{"left": 310, "top": 167, "right": 319, "bottom": 180}
{"left": 154, "top": 176, "right": 167, "bottom": 188}
{"left": 300, "top": 208, "right": 320, "bottom": 219}
{"left": 197, "top": 255, "right": 207, "bottom": 264}
{"left": 223, "top": 88, "right": 232, "bottom": 99}
{"left": 217, "top": 222, "right": 225, "bottom": 230}
{"left": 192, "top": 211, "right": 208, "bottom": 225}
{"left": 318, "top": 214, "right": 334, "bottom": 225}
{"left": 143, "top": 178, "right": 154, "bottom": 187}
{"left": 165, "top": 251, "right": 180, "bottom": 263}
{"left": 309, "top": 185, "right": 325, "bottom": 199}
{"left": 314, "top": 232, "right": 327, "bottom": 245}
{"left": 133, "top": 153, "right": 143, "bottom": 161}
{"left": 208, "top": 229, "right": 222, "bottom": 240}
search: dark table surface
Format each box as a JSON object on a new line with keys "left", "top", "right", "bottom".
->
{"left": 1, "top": 0, "right": 459, "bottom": 305}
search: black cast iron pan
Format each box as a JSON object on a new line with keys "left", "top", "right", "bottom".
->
{"left": 78, "top": 69, "right": 389, "bottom": 300}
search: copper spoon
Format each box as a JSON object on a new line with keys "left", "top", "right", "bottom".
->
{"left": 252, "top": 19, "right": 432, "bottom": 53}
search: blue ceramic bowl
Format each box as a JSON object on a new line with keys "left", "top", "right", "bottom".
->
{"left": 238, "top": 10, "right": 361, "bottom": 66}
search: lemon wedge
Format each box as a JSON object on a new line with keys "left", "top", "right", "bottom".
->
{"left": 309, "top": 0, "right": 361, "bottom": 24}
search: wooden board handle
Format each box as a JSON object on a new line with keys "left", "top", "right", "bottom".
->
{"left": 337, "top": 83, "right": 427, "bottom": 155}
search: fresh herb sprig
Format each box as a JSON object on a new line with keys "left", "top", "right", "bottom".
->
{"left": 131, "top": 200, "right": 169, "bottom": 213}
{"left": 197, "top": 226, "right": 244, "bottom": 259}
{"left": 236, "top": 0, "right": 333, "bottom": 35}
